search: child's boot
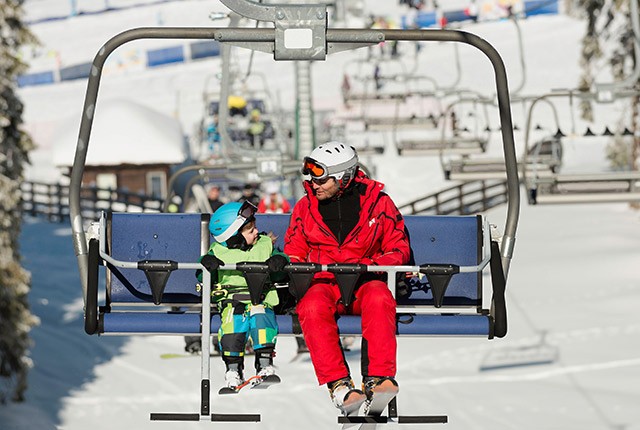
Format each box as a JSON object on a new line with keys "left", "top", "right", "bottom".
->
{"left": 255, "top": 347, "right": 280, "bottom": 384}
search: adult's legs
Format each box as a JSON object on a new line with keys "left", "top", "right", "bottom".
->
{"left": 296, "top": 282, "right": 350, "bottom": 385}
{"left": 351, "top": 280, "right": 397, "bottom": 378}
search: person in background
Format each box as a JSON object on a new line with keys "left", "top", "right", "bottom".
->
{"left": 167, "top": 195, "right": 182, "bottom": 213}
{"left": 198, "top": 201, "right": 289, "bottom": 390}
{"left": 206, "top": 115, "right": 222, "bottom": 156}
{"left": 228, "top": 95, "right": 248, "bottom": 117}
{"left": 257, "top": 181, "right": 291, "bottom": 214}
{"left": 247, "top": 108, "right": 266, "bottom": 148}
{"left": 227, "top": 185, "right": 243, "bottom": 202}
{"left": 240, "top": 183, "right": 261, "bottom": 207}
{"left": 283, "top": 141, "right": 410, "bottom": 416}
{"left": 207, "top": 184, "right": 224, "bottom": 212}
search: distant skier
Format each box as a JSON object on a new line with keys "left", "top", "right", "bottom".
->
{"left": 197, "top": 201, "right": 289, "bottom": 391}
{"left": 284, "top": 141, "right": 410, "bottom": 416}
{"left": 257, "top": 181, "right": 291, "bottom": 214}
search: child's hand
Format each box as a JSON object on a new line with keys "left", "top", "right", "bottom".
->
{"left": 267, "top": 231, "right": 278, "bottom": 244}
{"left": 201, "top": 254, "right": 224, "bottom": 272}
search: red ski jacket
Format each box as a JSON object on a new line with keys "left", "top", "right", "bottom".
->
{"left": 284, "top": 171, "right": 411, "bottom": 273}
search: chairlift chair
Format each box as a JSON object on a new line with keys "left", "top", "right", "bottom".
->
{"left": 522, "top": 88, "right": 640, "bottom": 205}
{"left": 341, "top": 56, "right": 412, "bottom": 105}
{"left": 444, "top": 134, "right": 563, "bottom": 181}
{"left": 398, "top": 94, "right": 491, "bottom": 156}
{"left": 68, "top": 0, "right": 521, "bottom": 424}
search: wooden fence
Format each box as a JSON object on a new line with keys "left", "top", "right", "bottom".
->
{"left": 20, "top": 181, "right": 164, "bottom": 223}
{"left": 398, "top": 180, "right": 508, "bottom": 215}
{"left": 21, "top": 179, "right": 507, "bottom": 223}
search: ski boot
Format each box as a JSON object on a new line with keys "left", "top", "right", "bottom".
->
{"left": 254, "top": 347, "right": 281, "bottom": 386}
{"left": 362, "top": 376, "right": 399, "bottom": 416}
{"left": 183, "top": 336, "right": 201, "bottom": 354}
{"left": 328, "top": 377, "right": 367, "bottom": 416}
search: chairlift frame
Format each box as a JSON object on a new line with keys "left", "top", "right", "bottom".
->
{"left": 69, "top": 0, "right": 520, "bottom": 423}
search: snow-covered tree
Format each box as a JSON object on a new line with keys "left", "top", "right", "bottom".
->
{"left": 571, "top": 0, "right": 639, "bottom": 173}
{"left": 0, "top": 0, "right": 39, "bottom": 403}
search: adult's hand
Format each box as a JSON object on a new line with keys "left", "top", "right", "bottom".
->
{"left": 266, "top": 254, "right": 288, "bottom": 272}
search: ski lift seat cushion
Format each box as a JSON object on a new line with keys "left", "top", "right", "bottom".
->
{"left": 400, "top": 215, "right": 482, "bottom": 307}
{"left": 108, "top": 212, "right": 210, "bottom": 305}
{"left": 101, "top": 213, "right": 490, "bottom": 336}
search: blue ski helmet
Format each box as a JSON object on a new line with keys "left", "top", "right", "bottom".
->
{"left": 209, "top": 201, "right": 257, "bottom": 244}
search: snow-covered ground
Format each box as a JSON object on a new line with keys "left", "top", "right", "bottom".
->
{"left": 6, "top": 200, "right": 640, "bottom": 430}
{"left": 4, "top": 0, "right": 640, "bottom": 429}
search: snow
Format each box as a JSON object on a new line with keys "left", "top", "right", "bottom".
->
{"left": 4, "top": 0, "right": 640, "bottom": 429}
{"left": 50, "top": 99, "right": 186, "bottom": 167}
{"left": 8, "top": 202, "right": 640, "bottom": 430}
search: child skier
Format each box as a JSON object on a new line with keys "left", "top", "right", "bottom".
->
{"left": 198, "top": 201, "right": 288, "bottom": 392}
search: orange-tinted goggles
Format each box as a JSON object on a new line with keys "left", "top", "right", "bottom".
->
{"left": 302, "top": 157, "right": 327, "bottom": 179}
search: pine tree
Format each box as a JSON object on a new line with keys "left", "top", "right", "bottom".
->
{"left": 0, "top": 0, "right": 39, "bottom": 403}
{"left": 572, "top": 0, "right": 639, "bottom": 175}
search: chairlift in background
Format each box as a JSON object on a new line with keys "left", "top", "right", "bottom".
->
{"left": 442, "top": 95, "right": 563, "bottom": 181}
{"left": 68, "top": 0, "right": 521, "bottom": 423}
{"left": 522, "top": 88, "right": 640, "bottom": 205}
{"left": 163, "top": 158, "right": 304, "bottom": 214}
{"left": 341, "top": 55, "right": 412, "bottom": 105}
{"left": 199, "top": 67, "right": 290, "bottom": 159}
{"left": 333, "top": 56, "right": 443, "bottom": 156}
{"left": 398, "top": 92, "right": 491, "bottom": 156}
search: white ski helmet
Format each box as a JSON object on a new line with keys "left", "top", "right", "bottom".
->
{"left": 302, "top": 141, "right": 359, "bottom": 187}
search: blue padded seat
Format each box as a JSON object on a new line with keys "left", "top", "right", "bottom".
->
{"left": 255, "top": 213, "right": 482, "bottom": 307}
{"left": 108, "top": 212, "right": 210, "bottom": 304}
{"left": 400, "top": 215, "right": 482, "bottom": 307}
{"left": 101, "top": 313, "right": 490, "bottom": 336}
{"left": 100, "top": 212, "right": 491, "bottom": 337}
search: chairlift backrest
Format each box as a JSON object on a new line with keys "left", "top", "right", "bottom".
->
{"left": 106, "top": 213, "right": 484, "bottom": 308}
{"left": 401, "top": 215, "right": 482, "bottom": 306}
{"left": 108, "top": 212, "right": 210, "bottom": 304}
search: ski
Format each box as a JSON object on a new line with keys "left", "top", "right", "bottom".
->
{"left": 159, "top": 352, "right": 219, "bottom": 359}
{"left": 218, "top": 374, "right": 281, "bottom": 395}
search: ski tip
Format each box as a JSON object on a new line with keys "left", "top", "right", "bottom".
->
{"left": 218, "top": 387, "right": 239, "bottom": 395}
{"left": 262, "top": 374, "right": 281, "bottom": 384}
{"left": 160, "top": 353, "right": 192, "bottom": 359}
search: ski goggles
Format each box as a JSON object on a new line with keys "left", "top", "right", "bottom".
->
{"left": 302, "top": 156, "right": 357, "bottom": 181}
{"left": 237, "top": 200, "right": 257, "bottom": 220}
{"left": 214, "top": 201, "right": 257, "bottom": 243}
{"left": 302, "top": 157, "right": 329, "bottom": 179}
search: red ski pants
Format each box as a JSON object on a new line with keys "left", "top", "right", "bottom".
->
{"left": 296, "top": 279, "right": 397, "bottom": 385}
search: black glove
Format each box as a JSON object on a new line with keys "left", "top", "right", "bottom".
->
{"left": 266, "top": 254, "right": 288, "bottom": 272}
{"left": 200, "top": 254, "right": 224, "bottom": 272}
